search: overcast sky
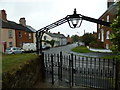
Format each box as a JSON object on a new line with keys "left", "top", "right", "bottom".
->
{"left": 0, "top": 0, "right": 112, "bottom": 36}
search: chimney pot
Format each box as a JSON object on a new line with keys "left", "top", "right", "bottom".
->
{"left": 19, "top": 17, "right": 26, "bottom": 26}
{"left": 0, "top": 9, "right": 7, "bottom": 21}
{"left": 107, "top": 0, "right": 114, "bottom": 8}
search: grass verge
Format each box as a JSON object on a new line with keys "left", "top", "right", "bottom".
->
{"left": 2, "top": 53, "right": 38, "bottom": 73}
{"left": 71, "top": 46, "right": 93, "bottom": 53}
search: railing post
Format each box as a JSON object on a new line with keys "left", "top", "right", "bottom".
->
{"left": 69, "top": 55, "right": 71, "bottom": 88}
{"left": 115, "top": 58, "right": 120, "bottom": 90}
{"left": 57, "top": 54, "right": 60, "bottom": 80}
{"left": 41, "top": 52, "right": 45, "bottom": 80}
{"left": 71, "top": 53, "right": 74, "bottom": 87}
{"left": 60, "top": 52, "right": 62, "bottom": 81}
{"left": 51, "top": 54, "right": 54, "bottom": 85}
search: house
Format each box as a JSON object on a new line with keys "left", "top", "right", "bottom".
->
{"left": 16, "top": 17, "right": 34, "bottom": 47}
{"left": 97, "top": 0, "right": 118, "bottom": 49}
{"left": 42, "top": 32, "right": 67, "bottom": 47}
{"left": 0, "top": 10, "right": 34, "bottom": 52}
{"left": 66, "top": 35, "right": 73, "bottom": 44}
{"left": 26, "top": 25, "right": 36, "bottom": 43}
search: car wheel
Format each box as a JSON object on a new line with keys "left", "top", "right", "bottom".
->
{"left": 12, "top": 52, "right": 15, "bottom": 54}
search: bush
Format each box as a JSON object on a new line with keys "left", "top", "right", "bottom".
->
{"left": 89, "top": 41, "right": 104, "bottom": 49}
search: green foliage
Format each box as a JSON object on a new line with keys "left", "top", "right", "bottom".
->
{"left": 110, "top": 1, "right": 120, "bottom": 54}
{"left": 44, "top": 39, "right": 55, "bottom": 47}
{"left": 71, "top": 46, "right": 93, "bottom": 53}
{"left": 89, "top": 41, "right": 104, "bottom": 49}
{"left": 81, "top": 33, "right": 96, "bottom": 46}
{"left": 71, "top": 35, "right": 81, "bottom": 42}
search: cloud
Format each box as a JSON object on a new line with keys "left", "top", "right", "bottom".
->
{"left": 0, "top": 0, "right": 108, "bottom": 36}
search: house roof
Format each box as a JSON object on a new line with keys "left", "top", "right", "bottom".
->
{"left": 1, "top": 19, "right": 33, "bottom": 33}
{"left": 26, "top": 25, "right": 36, "bottom": 32}
{"left": 99, "top": 2, "right": 118, "bottom": 19}
{"left": 45, "top": 32, "right": 66, "bottom": 38}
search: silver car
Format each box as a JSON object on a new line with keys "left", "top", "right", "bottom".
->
{"left": 5, "top": 47, "right": 24, "bottom": 54}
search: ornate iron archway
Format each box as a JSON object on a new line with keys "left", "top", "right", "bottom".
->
{"left": 36, "top": 9, "right": 111, "bottom": 55}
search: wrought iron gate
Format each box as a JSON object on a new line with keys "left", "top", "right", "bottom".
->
{"left": 43, "top": 52, "right": 116, "bottom": 89}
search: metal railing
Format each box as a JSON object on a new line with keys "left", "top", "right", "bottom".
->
{"left": 43, "top": 52, "right": 116, "bottom": 89}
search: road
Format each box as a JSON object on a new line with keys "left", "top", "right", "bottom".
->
{"left": 43, "top": 44, "right": 115, "bottom": 89}
{"left": 43, "top": 43, "right": 77, "bottom": 55}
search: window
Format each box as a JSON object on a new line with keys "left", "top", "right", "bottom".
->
{"left": 20, "top": 42, "right": 22, "bottom": 47}
{"left": 101, "top": 29, "right": 104, "bottom": 42}
{"left": 19, "top": 32, "right": 22, "bottom": 38}
{"left": 106, "top": 44, "right": 109, "bottom": 49}
{"left": 44, "top": 43, "right": 46, "bottom": 45}
{"left": 107, "top": 15, "right": 110, "bottom": 22}
{"left": 106, "top": 31, "right": 110, "bottom": 39}
{"left": 8, "top": 30, "right": 12, "bottom": 38}
{"left": 29, "top": 33, "right": 32, "bottom": 39}
{"left": 9, "top": 42, "right": 12, "bottom": 47}
{"left": 98, "top": 33, "right": 100, "bottom": 39}
{"left": 102, "top": 19, "right": 104, "bottom": 27}
{"left": 98, "top": 24, "right": 100, "bottom": 29}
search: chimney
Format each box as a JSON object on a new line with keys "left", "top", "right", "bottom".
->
{"left": 0, "top": 10, "right": 7, "bottom": 21}
{"left": 67, "top": 35, "right": 70, "bottom": 38}
{"left": 58, "top": 32, "right": 60, "bottom": 34}
{"left": 107, "top": 0, "right": 114, "bottom": 8}
{"left": 19, "top": 17, "right": 26, "bottom": 26}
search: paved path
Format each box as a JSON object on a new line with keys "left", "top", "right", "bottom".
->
{"left": 70, "top": 51, "right": 115, "bottom": 57}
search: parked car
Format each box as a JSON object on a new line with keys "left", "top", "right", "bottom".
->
{"left": 5, "top": 47, "right": 24, "bottom": 54}
{"left": 42, "top": 45, "right": 50, "bottom": 50}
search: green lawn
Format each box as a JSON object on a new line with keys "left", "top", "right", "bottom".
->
{"left": 71, "top": 46, "right": 93, "bottom": 53}
{"left": 100, "top": 55, "right": 116, "bottom": 59}
{"left": 71, "top": 46, "right": 116, "bottom": 59}
{"left": 2, "top": 53, "right": 38, "bottom": 73}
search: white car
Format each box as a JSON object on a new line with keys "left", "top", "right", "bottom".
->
{"left": 5, "top": 47, "right": 24, "bottom": 54}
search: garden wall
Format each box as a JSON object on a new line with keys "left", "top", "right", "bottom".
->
{"left": 2, "top": 55, "right": 44, "bottom": 88}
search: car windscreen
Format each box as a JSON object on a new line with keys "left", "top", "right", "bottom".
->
{"left": 6, "top": 48, "right": 11, "bottom": 50}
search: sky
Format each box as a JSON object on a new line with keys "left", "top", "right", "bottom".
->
{"left": 0, "top": 0, "right": 113, "bottom": 36}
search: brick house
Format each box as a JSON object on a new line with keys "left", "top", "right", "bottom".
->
{"left": 16, "top": 18, "right": 34, "bottom": 47}
{"left": 97, "top": 0, "right": 118, "bottom": 49}
{"left": 66, "top": 35, "right": 73, "bottom": 44}
{"left": 0, "top": 10, "right": 34, "bottom": 52}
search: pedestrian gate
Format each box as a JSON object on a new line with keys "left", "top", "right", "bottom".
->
{"left": 43, "top": 52, "right": 116, "bottom": 89}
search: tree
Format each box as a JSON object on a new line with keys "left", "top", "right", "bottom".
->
{"left": 45, "top": 39, "right": 55, "bottom": 47}
{"left": 71, "top": 35, "right": 80, "bottom": 42}
{"left": 110, "top": 1, "right": 120, "bottom": 54}
{"left": 81, "top": 33, "right": 96, "bottom": 46}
